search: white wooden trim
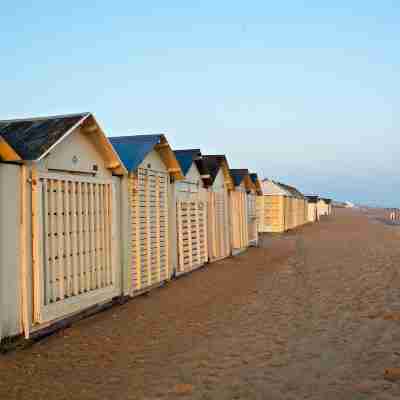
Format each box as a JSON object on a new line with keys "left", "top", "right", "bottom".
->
{"left": 19, "top": 165, "right": 30, "bottom": 338}
{"left": 38, "top": 172, "right": 113, "bottom": 185}
{"left": 35, "top": 114, "right": 91, "bottom": 161}
{"left": 39, "top": 286, "right": 120, "bottom": 324}
{"left": 36, "top": 115, "right": 89, "bottom": 162}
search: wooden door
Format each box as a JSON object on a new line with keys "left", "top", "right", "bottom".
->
{"left": 131, "top": 168, "right": 169, "bottom": 293}
{"left": 33, "top": 172, "right": 118, "bottom": 324}
{"left": 177, "top": 200, "right": 208, "bottom": 274}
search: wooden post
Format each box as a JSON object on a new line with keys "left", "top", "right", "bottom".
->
{"left": 133, "top": 174, "right": 141, "bottom": 291}
{"left": 83, "top": 182, "right": 91, "bottom": 292}
{"left": 76, "top": 182, "right": 85, "bottom": 293}
{"left": 64, "top": 180, "right": 71, "bottom": 297}
{"left": 177, "top": 201, "right": 184, "bottom": 273}
{"left": 71, "top": 181, "right": 79, "bottom": 295}
{"left": 20, "top": 165, "right": 30, "bottom": 338}
{"left": 43, "top": 178, "right": 52, "bottom": 305}
{"left": 95, "top": 183, "right": 101, "bottom": 289}
{"left": 156, "top": 176, "right": 161, "bottom": 281}
{"left": 104, "top": 183, "right": 112, "bottom": 286}
{"left": 31, "top": 167, "right": 42, "bottom": 322}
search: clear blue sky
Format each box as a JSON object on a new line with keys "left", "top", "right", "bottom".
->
{"left": 2, "top": 1, "right": 399, "bottom": 206}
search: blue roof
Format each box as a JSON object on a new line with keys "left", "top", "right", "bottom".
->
{"left": 174, "top": 149, "right": 201, "bottom": 176}
{"left": 109, "top": 134, "right": 164, "bottom": 172}
{"left": 229, "top": 169, "right": 249, "bottom": 187}
{"left": 249, "top": 173, "right": 258, "bottom": 184}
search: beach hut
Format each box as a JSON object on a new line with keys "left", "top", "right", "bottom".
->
{"left": 173, "top": 149, "right": 209, "bottom": 276}
{"left": 109, "top": 135, "right": 183, "bottom": 296}
{"left": 257, "top": 179, "right": 291, "bottom": 233}
{"left": 278, "top": 183, "right": 308, "bottom": 229}
{"left": 201, "top": 155, "right": 234, "bottom": 262}
{"left": 229, "top": 169, "right": 255, "bottom": 254}
{"left": 0, "top": 112, "right": 126, "bottom": 340}
{"left": 257, "top": 179, "right": 307, "bottom": 233}
{"left": 325, "top": 198, "right": 333, "bottom": 215}
{"left": 248, "top": 173, "right": 262, "bottom": 246}
{"left": 306, "top": 195, "right": 319, "bottom": 222}
{"left": 317, "top": 198, "right": 332, "bottom": 218}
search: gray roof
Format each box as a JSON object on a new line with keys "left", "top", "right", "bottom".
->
{"left": 0, "top": 113, "right": 89, "bottom": 160}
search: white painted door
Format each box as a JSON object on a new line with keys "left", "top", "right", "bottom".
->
{"left": 34, "top": 172, "right": 119, "bottom": 324}
{"left": 131, "top": 168, "right": 169, "bottom": 292}
{"left": 177, "top": 200, "right": 208, "bottom": 274}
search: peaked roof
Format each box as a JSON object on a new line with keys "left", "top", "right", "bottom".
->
{"left": 229, "top": 169, "right": 255, "bottom": 191}
{"left": 201, "top": 155, "right": 234, "bottom": 189}
{"left": 305, "top": 195, "right": 319, "bottom": 203}
{"left": 109, "top": 134, "right": 183, "bottom": 179}
{"left": 0, "top": 113, "right": 89, "bottom": 161}
{"left": 229, "top": 169, "right": 249, "bottom": 187}
{"left": 0, "top": 112, "right": 126, "bottom": 174}
{"left": 278, "top": 182, "right": 305, "bottom": 199}
{"left": 249, "top": 173, "right": 263, "bottom": 195}
{"left": 174, "top": 149, "right": 202, "bottom": 176}
{"left": 261, "top": 179, "right": 304, "bottom": 198}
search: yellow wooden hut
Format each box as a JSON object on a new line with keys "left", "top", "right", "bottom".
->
{"left": 257, "top": 179, "right": 307, "bottom": 233}
{"left": 0, "top": 113, "right": 127, "bottom": 340}
{"left": 109, "top": 135, "right": 183, "bottom": 296}
{"left": 201, "top": 155, "right": 234, "bottom": 262}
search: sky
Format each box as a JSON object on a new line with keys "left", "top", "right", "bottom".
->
{"left": 1, "top": 1, "right": 400, "bottom": 207}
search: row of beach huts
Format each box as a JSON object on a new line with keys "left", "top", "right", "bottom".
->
{"left": 0, "top": 113, "right": 332, "bottom": 342}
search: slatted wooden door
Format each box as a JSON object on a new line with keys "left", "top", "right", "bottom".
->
{"left": 131, "top": 168, "right": 169, "bottom": 293}
{"left": 230, "top": 191, "right": 249, "bottom": 250}
{"left": 207, "top": 191, "right": 230, "bottom": 261}
{"left": 247, "top": 194, "right": 258, "bottom": 244}
{"left": 33, "top": 172, "right": 118, "bottom": 324}
{"left": 177, "top": 200, "right": 208, "bottom": 274}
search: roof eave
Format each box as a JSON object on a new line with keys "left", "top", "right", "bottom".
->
{"left": 0, "top": 136, "right": 22, "bottom": 162}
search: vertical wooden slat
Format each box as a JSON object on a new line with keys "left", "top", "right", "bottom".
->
{"left": 187, "top": 202, "right": 193, "bottom": 270}
{"left": 103, "top": 183, "right": 111, "bottom": 286}
{"left": 109, "top": 183, "right": 116, "bottom": 286}
{"left": 163, "top": 174, "right": 169, "bottom": 279}
{"left": 177, "top": 201, "right": 184, "bottom": 273}
{"left": 134, "top": 175, "right": 141, "bottom": 291}
{"left": 99, "top": 184, "right": 106, "bottom": 288}
{"left": 95, "top": 183, "right": 101, "bottom": 289}
{"left": 145, "top": 174, "right": 151, "bottom": 287}
{"left": 51, "top": 180, "right": 58, "bottom": 301}
{"left": 195, "top": 201, "right": 201, "bottom": 266}
{"left": 57, "top": 179, "right": 65, "bottom": 300}
{"left": 89, "top": 182, "right": 96, "bottom": 289}
{"left": 64, "top": 180, "right": 71, "bottom": 297}
{"left": 155, "top": 176, "right": 161, "bottom": 282}
{"left": 83, "top": 182, "right": 91, "bottom": 292}
{"left": 76, "top": 182, "right": 85, "bottom": 293}
{"left": 71, "top": 181, "right": 79, "bottom": 296}
{"left": 31, "top": 167, "right": 42, "bottom": 321}
{"left": 20, "top": 165, "right": 30, "bottom": 338}
{"left": 43, "top": 178, "right": 52, "bottom": 305}
{"left": 203, "top": 201, "right": 208, "bottom": 263}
